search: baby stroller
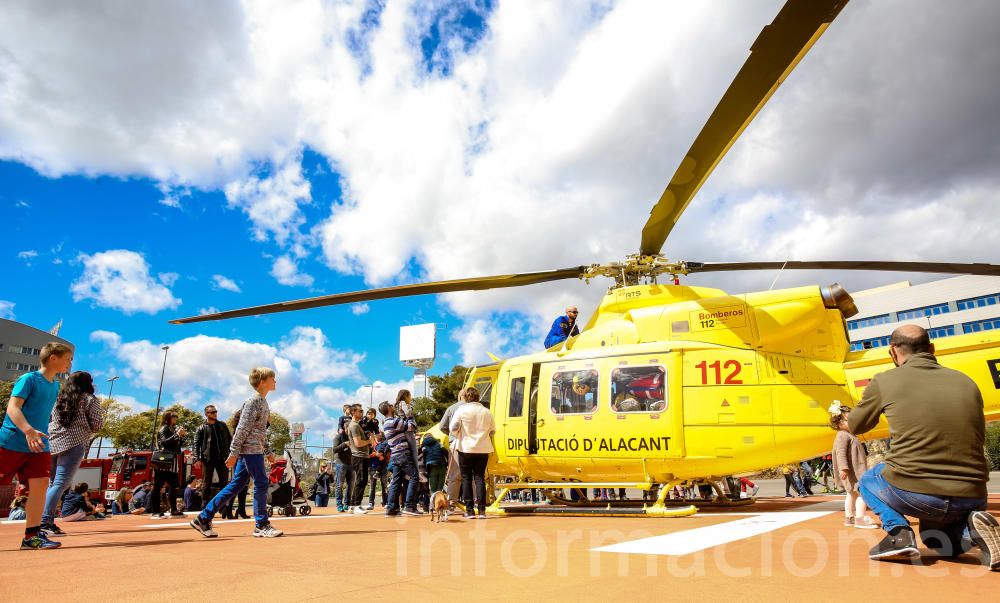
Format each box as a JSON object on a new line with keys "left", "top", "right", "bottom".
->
{"left": 266, "top": 451, "right": 311, "bottom": 517}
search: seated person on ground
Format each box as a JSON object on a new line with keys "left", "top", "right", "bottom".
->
{"left": 61, "top": 483, "right": 106, "bottom": 521}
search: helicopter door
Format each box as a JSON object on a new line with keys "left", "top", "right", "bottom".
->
{"left": 499, "top": 363, "right": 538, "bottom": 459}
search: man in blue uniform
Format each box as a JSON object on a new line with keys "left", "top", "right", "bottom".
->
{"left": 544, "top": 306, "right": 580, "bottom": 349}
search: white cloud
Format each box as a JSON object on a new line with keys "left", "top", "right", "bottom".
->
{"left": 1, "top": 0, "right": 997, "bottom": 325}
{"left": 70, "top": 250, "right": 181, "bottom": 314}
{"left": 90, "top": 330, "right": 122, "bottom": 349}
{"left": 212, "top": 274, "right": 242, "bottom": 293}
{"left": 17, "top": 250, "right": 38, "bottom": 262}
{"left": 198, "top": 306, "right": 221, "bottom": 315}
{"left": 158, "top": 272, "right": 179, "bottom": 286}
{"left": 98, "top": 393, "right": 151, "bottom": 413}
{"left": 278, "top": 326, "right": 364, "bottom": 384}
{"left": 270, "top": 254, "right": 314, "bottom": 287}
{"left": 107, "top": 329, "right": 366, "bottom": 433}
{"left": 156, "top": 182, "right": 190, "bottom": 208}
{"left": 224, "top": 160, "right": 312, "bottom": 248}
{"left": 0, "top": 300, "right": 14, "bottom": 320}
{"left": 350, "top": 303, "right": 369, "bottom": 315}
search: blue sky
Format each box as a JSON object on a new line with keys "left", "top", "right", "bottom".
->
{"left": 2, "top": 0, "right": 998, "bottom": 449}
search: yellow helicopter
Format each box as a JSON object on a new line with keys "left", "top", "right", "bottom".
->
{"left": 172, "top": 0, "right": 1000, "bottom": 515}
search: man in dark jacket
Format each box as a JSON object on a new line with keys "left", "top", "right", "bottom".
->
{"left": 331, "top": 431, "right": 352, "bottom": 512}
{"left": 194, "top": 405, "right": 233, "bottom": 504}
{"left": 543, "top": 306, "right": 580, "bottom": 349}
{"left": 850, "top": 325, "right": 1000, "bottom": 569}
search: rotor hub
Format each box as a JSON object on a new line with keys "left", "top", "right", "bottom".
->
{"left": 581, "top": 255, "right": 701, "bottom": 289}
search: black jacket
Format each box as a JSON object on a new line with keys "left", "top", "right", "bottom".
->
{"left": 195, "top": 421, "right": 233, "bottom": 463}
{"left": 332, "top": 433, "right": 352, "bottom": 465}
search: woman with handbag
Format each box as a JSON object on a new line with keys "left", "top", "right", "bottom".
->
{"left": 39, "top": 371, "right": 105, "bottom": 536}
{"left": 149, "top": 411, "right": 185, "bottom": 518}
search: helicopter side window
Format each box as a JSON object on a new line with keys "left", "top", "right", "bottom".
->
{"left": 475, "top": 379, "right": 493, "bottom": 410}
{"left": 611, "top": 366, "right": 666, "bottom": 413}
{"left": 551, "top": 369, "right": 599, "bottom": 415}
{"left": 508, "top": 377, "right": 525, "bottom": 418}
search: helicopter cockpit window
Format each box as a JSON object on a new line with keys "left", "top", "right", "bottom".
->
{"left": 475, "top": 380, "right": 493, "bottom": 410}
{"left": 611, "top": 366, "right": 666, "bottom": 413}
{"left": 551, "top": 369, "right": 599, "bottom": 415}
{"left": 508, "top": 377, "right": 525, "bottom": 418}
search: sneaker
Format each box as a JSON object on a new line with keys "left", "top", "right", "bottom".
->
{"left": 21, "top": 533, "right": 61, "bottom": 550}
{"left": 253, "top": 524, "right": 283, "bottom": 538}
{"left": 170, "top": 511, "right": 185, "bottom": 517}
{"left": 353, "top": 506, "right": 369, "bottom": 515}
{"left": 854, "top": 516, "right": 879, "bottom": 530}
{"left": 463, "top": 511, "right": 475, "bottom": 519}
{"left": 750, "top": 486, "right": 760, "bottom": 497}
{"left": 844, "top": 517, "right": 855, "bottom": 527}
{"left": 868, "top": 527, "right": 920, "bottom": 560}
{"left": 365, "top": 503, "right": 374, "bottom": 510}
{"left": 968, "top": 511, "right": 1000, "bottom": 571}
{"left": 149, "top": 513, "right": 166, "bottom": 520}
{"left": 40, "top": 523, "right": 66, "bottom": 536}
{"left": 189, "top": 516, "right": 218, "bottom": 538}
{"left": 336, "top": 505, "right": 345, "bottom": 512}
{"left": 385, "top": 510, "right": 400, "bottom": 517}
{"left": 401, "top": 508, "right": 423, "bottom": 517}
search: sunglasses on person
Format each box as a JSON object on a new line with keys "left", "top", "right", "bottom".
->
{"left": 206, "top": 410, "right": 218, "bottom": 415}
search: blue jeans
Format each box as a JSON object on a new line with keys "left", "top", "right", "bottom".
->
{"left": 334, "top": 463, "right": 353, "bottom": 507}
{"left": 859, "top": 463, "right": 986, "bottom": 555}
{"left": 314, "top": 493, "right": 329, "bottom": 507}
{"left": 42, "top": 443, "right": 88, "bottom": 525}
{"left": 386, "top": 458, "right": 419, "bottom": 513}
{"left": 199, "top": 455, "right": 269, "bottom": 529}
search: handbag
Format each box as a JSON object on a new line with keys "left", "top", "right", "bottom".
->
{"left": 150, "top": 449, "right": 176, "bottom": 470}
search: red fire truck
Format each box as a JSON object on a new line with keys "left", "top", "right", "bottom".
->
{"left": 100, "top": 449, "right": 201, "bottom": 503}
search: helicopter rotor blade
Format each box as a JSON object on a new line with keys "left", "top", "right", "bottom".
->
{"left": 639, "top": 0, "right": 848, "bottom": 257}
{"left": 684, "top": 261, "right": 1000, "bottom": 277}
{"left": 170, "top": 266, "right": 588, "bottom": 324}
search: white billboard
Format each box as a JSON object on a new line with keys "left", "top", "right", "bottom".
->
{"left": 400, "top": 323, "right": 436, "bottom": 363}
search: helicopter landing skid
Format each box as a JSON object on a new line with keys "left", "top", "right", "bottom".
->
{"left": 543, "top": 492, "right": 755, "bottom": 509}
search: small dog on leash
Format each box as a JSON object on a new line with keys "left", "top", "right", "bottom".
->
{"left": 430, "top": 491, "right": 449, "bottom": 523}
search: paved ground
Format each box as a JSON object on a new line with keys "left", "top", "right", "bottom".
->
{"left": 3, "top": 491, "right": 999, "bottom": 602}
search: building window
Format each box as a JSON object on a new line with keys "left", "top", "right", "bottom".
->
{"left": 847, "top": 314, "right": 892, "bottom": 331}
{"left": 5, "top": 361, "right": 38, "bottom": 372}
{"left": 851, "top": 335, "right": 892, "bottom": 352}
{"left": 963, "top": 317, "right": 1000, "bottom": 334}
{"left": 957, "top": 293, "right": 1000, "bottom": 311}
{"left": 896, "top": 303, "right": 950, "bottom": 321}
{"left": 926, "top": 326, "right": 955, "bottom": 339}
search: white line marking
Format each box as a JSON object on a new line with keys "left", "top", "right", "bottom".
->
{"left": 139, "top": 513, "right": 353, "bottom": 529}
{"left": 591, "top": 510, "right": 833, "bottom": 556}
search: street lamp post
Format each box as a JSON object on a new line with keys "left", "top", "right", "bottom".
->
{"left": 362, "top": 384, "right": 381, "bottom": 410}
{"left": 93, "top": 376, "right": 120, "bottom": 459}
{"left": 149, "top": 346, "right": 170, "bottom": 450}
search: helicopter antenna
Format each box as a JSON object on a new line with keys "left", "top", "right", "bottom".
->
{"left": 768, "top": 260, "right": 789, "bottom": 290}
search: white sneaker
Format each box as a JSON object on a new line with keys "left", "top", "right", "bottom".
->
{"left": 353, "top": 506, "right": 369, "bottom": 515}
{"left": 365, "top": 503, "right": 374, "bottom": 510}
{"left": 854, "top": 516, "right": 879, "bottom": 529}
{"left": 252, "top": 524, "right": 283, "bottom": 538}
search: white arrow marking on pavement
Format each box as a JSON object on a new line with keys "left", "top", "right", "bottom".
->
{"left": 591, "top": 510, "right": 833, "bottom": 556}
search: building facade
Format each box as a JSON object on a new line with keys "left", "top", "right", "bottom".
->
{"left": 847, "top": 275, "right": 1000, "bottom": 352}
{"left": 0, "top": 318, "right": 74, "bottom": 382}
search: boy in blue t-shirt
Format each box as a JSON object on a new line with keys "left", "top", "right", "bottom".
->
{"left": 0, "top": 342, "right": 73, "bottom": 550}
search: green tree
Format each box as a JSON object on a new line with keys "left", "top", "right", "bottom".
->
{"left": 225, "top": 408, "right": 291, "bottom": 454}
{"left": 0, "top": 379, "right": 13, "bottom": 420}
{"left": 428, "top": 365, "right": 468, "bottom": 408}
{"left": 268, "top": 412, "right": 291, "bottom": 454}
{"left": 986, "top": 422, "right": 1000, "bottom": 471}
{"left": 107, "top": 404, "right": 204, "bottom": 450}
{"left": 412, "top": 396, "right": 448, "bottom": 430}
{"left": 87, "top": 397, "right": 132, "bottom": 457}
